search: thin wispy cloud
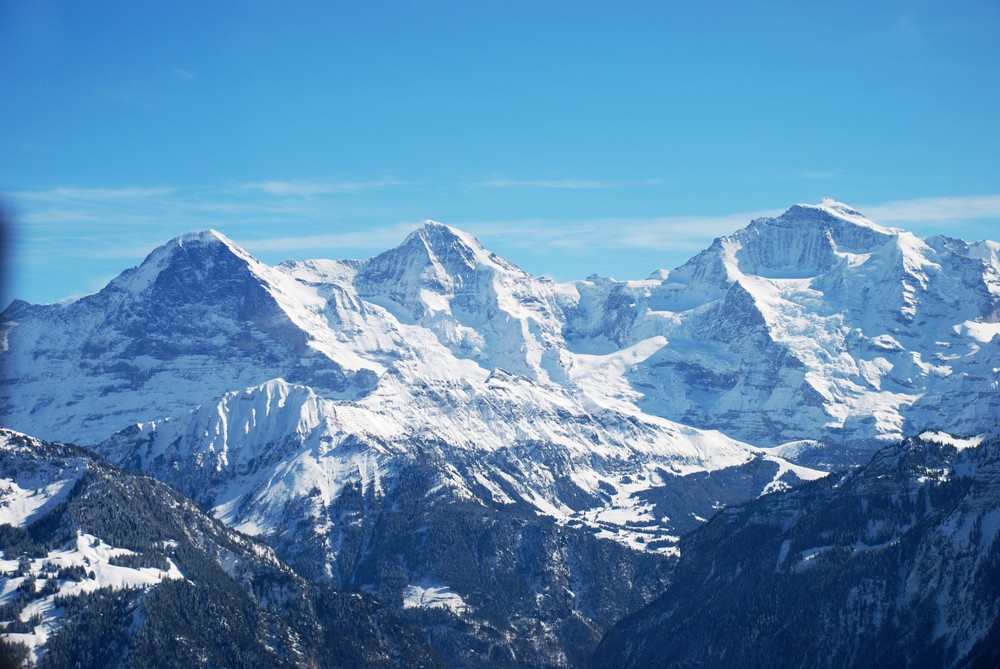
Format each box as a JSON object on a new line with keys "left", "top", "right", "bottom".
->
{"left": 244, "top": 177, "right": 417, "bottom": 197}
{"left": 476, "top": 177, "right": 671, "bottom": 190}
{"left": 14, "top": 186, "right": 176, "bottom": 202}
{"left": 9, "top": 183, "right": 365, "bottom": 231}
{"left": 13, "top": 182, "right": 999, "bottom": 241}
{"left": 462, "top": 209, "right": 780, "bottom": 252}
{"left": 858, "top": 195, "right": 1000, "bottom": 225}
{"left": 238, "top": 223, "right": 419, "bottom": 256}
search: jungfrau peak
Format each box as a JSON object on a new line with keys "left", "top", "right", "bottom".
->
{"left": 559, "top": 198, "right": 999, "bottom": 457}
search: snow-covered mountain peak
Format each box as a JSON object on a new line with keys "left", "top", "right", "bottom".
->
{"left": 585, "top": 200, "right": 1000, "bottom": 449}
{"left": 100, "top": 227, "right": 265, "bottom": 303}
{"left": 153, "top": 227, "right": 247, "bottom": 261}
{"left": 647, "top": 200, "right": 898, "bottom": 303}
{"left": 413, "top": 219, "right": 485, "bottom": 253}
{"left": 751, "top": 200, "right": 895, "bottom": 244}
{"left": 374, "top": 220, "right": 519, "bottom": 288}
{"left": 813, "top": 198, "right": 900, "bottom": 233}
{"left": 0, "top": 224, "right": 386, "bottom": 444}
{"left": 100, "top": 377, "right": 342, "bottom": 481}
{"left": 4, "top": 198, "right": 998, "bottom": 465}
{"left": 351, "top": 221, "right": 568, "bottom": 381}
{"left": 966, "top": 239, "right": 1000, "bottom": 279}
{"left": 175, "top": 228, "right": 233, "bottom": 246}
{"left": 730, "top": 202, "right": 896, "bottom": 279}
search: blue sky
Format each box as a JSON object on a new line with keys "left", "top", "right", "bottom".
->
{"left": 3, "top": 1, "right": 999, "bottom": 304}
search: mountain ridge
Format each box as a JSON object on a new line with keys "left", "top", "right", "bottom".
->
{"left": 0, "top": 428, "right": 443, "bottom": 669}
{"left": 593, "top": 431, "right": 1000, "bottom": 668}
{"left": 2, "top": 199, "right": 998, "bottom": 666}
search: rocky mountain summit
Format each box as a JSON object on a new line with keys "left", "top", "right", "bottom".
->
{"left": 561, "top": 199, "right": 999, "bottom": 457}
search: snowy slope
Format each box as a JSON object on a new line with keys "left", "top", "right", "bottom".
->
{"left": 0, "top": 230, "right": 381, "bottom": 445}
{"left": 96, "top": 374, "right": 705, "bottom": 667}
{"left": 1, "top": 202, "right": 995, "bottom": 536}
{"left": 99, "top": 375, "right": 811, "bottom": 557}
{"left": 354, "top": 222, "right": 569, "bottom": 384}
{"left": 0, "top": 432, "right": 182, "bottom": 662}
{"left": 0, "top": 532, "right": 184, "bottom": 661}
{"left": 4, "top": 203, "right": 995, "bottom": 456}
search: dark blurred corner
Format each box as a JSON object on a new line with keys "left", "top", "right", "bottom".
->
{"left": 0, "top": 199, "right": 9, "bottom": 312}
{"left": 0, "top": 202, "right": 24, "bottom": 659}
{"left": 0, "top": 199, "right": 10, "bottom": 442}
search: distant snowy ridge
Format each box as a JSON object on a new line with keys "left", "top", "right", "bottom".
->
{"left": 1, "top": 200, "right": 996, "bottom": 553}
{"left": 3, "top": 201, "right": 996, "bottom": 453}
{"left": 100, "top": 376, "right": 820, "bottom": 555}
{"left": 560, "top": 199, "right": 999, "bottom": 451}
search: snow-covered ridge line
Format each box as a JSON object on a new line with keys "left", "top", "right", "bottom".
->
{"left": 99, "top": 376, "right": 822, "bottom": 553}
{"left": 918, "top": 431, "right": 984, "bottom": 452}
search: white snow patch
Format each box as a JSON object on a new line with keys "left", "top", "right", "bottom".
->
{"left": 402, "top": 583, "right": 470, "bottom": 615}
{"left": 419, "top": 288, "right": 451, "bottom": 314}
{"left": 793, "top": 545, "right": 835, "bottom": 571}
{"left": 954, "top": 320, "right": 1000, "bottom": 343}
{"left": 919, "top": 431, "right": 984, "bottom": 451}
{"left": 760, "top": 454, "right": 828, "bottom": 495}
{"left": 813, "top": 199, "right": 901, "bottom": 235}
{"left": 869, "top": 334, "right": 904, "bottom": 351}
{"left": 0, "top": 478, "right": 78, "bottom": 527}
